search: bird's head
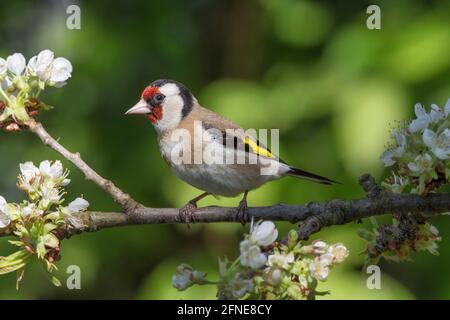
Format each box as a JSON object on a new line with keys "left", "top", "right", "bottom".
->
{"left": 125, "top": 79, "right": 194, "bottom": 132}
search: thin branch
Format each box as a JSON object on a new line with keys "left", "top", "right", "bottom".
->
{"left": 22, "top": 120, "right": 450, "bottom": 241}
{"left": 27, "top": 120, "right": 141, "bottom": 212}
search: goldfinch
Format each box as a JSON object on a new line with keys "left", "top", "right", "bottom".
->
{"left": 125, "top": 79, "right": 337, "bottom": 223}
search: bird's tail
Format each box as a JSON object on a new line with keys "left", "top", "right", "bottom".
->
{"left": 286, "top": 167, "right": 339, "bottom": 185}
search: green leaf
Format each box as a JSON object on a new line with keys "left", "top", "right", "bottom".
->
{"left": 357, "top": 228, "right": 374, "bottom": 241}
{"left": 8, "top": 240, "right": 25, "bottom": 248}
{"left": 36, "top": 238, "right": 47, "bottom": 259}
{"left": 369, "top": 217, "right": 379, "bottom": 228}
{"left": 51, "top": 276, "right": 62, "bottom": 287}
{"left": 43, "top": 222, "right": 58, "bottom": 234}
{"left": 431, "top": 170, "right": 438, "bottom": 180}
{"left": 43, "top": 233, "right": 59, "bottom": 249}
{"left": 0, "top": 250, "right": 32, "bottom": 275}
{"left": 16, "top": 268, "right": 25, "bottom": 290}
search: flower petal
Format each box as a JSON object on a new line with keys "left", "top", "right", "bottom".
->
{"left": 6, "top": 53, "right": 26, "bottom": 75}
{"left": 0, "top": 203, "right": 11, "bottom": 228}
{"left": 0, "top": 58, "right": 6, "bottom": 76}
{"left": 68, "top": 197, "right": 89, "bottom": 213}
{"left": 380, "top": 150, "right": 395, "bottom": 167}
{"left": 409, "top": 118, "right": 429, "bottom": 133}
{"left": 50, "top": 57, "right": 72, "bottom": 83}
{"left": 19, "top": 161, "right": 39, "bottom": 178}
{"left": 445, "top": 99, "right": 450, "bottom": 117}
{"left": 423, "top": 129, "right": 437, "bottom": 148}
{"left": 39, "top": 160, "right": 52, "bottom": 176}
{"left": 430, "top": 104, "right": 444, "bottom": 123}
{"left": 414, "top": 103, "right": 427, "bottom": 118}
{"left": 50, "top": 160, "right": 64, "bottom": 179}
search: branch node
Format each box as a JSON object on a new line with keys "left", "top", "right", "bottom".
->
{"left": 359, "top": 174, "right": 382, "bottom": 198}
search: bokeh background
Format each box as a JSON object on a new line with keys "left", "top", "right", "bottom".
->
{"left": 0, "top": 0, "right": 449, "bottom": 299}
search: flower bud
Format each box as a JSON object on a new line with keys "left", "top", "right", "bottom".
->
{"left": 271, "top": 269, "right": 282, "bottom": 286}
{"left": 250, "top": 220, "right": 278, "bottom": 247}
{"left": 311, "top": 240, "right": 328, "bottom": 255}
{"left": 4, "top": 122, "right": 20, "bottom": 132}
{"left": 328, "top": 243, "right": 349, "bottom": 264}
{"left": 287, "top": 229, "right": 298, "bottom": 248}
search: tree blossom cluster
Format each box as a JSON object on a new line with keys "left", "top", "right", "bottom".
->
{"left": 359, "top": 217, "right": 441, "bottom": 264}
{"left": 172, "top": 221, "right": 349, "bottom": 300}
{"left": 0, "top": 160, "right": 89, "bottom": 288}
{"left": 0, "top": 50, "right": 72, "bottom": 127}
{"left": 381, "top": 99, "right": 450, "bottom": 195}
{"left": 359, "top": 99, "right": 449, "bottom": 264}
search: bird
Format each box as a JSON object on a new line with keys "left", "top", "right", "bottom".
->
{"left": 125, "top": 79, "right": 337, "bottom": 224}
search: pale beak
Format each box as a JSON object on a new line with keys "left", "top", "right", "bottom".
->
{"left": 125, "top": 99, "right": 150, "bottom": 115}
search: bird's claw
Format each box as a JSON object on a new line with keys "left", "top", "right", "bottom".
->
{"left": 179, "top": 201, "right": 197, "bottom": 227}
{"left": 236, "top": 199, "right": 249, "bottom": 226}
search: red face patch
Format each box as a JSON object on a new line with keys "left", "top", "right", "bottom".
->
{"left": 146, "top": 105, "right": 163, "bottom": 124}
{"left": 141, "top": 86, "right": 160, "bottom": 101}
{"left": 141, "top": 86, "right": 164, "bottom": 124}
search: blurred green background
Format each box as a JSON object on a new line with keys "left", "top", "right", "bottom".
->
{"left": 0, "top": 0, "right": 449, "bottom": 299}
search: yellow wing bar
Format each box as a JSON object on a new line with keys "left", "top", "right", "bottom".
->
{"left": 243, "top": 136, "right": 273, "bottom": 158}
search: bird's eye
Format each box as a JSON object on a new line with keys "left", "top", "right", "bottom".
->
{"left": 153, "top": 94, "right": 165, "bottom": 104}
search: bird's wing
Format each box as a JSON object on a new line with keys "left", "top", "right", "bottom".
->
{"left": 196, "top": 106, "right": 284, "bottom": 163}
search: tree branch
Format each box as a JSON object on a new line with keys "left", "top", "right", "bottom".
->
{"left": 22, "top": 120, "right": 450, "bottom": 241}
{"left": 68, "top": 188, "right": 450, "bottom": 239}
{"left": 27, "top": 120, "right": 141, "bottom": 212}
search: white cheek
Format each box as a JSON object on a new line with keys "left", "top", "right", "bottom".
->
{"left": 154, "top": 95, "right": 183, "bottom": 132}
{"left": 159, "top": 83, "right": 179, "bottom": 96}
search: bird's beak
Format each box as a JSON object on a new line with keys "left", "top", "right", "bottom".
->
{"left": 125, "top": 99, "right": 150, "bottom": 115}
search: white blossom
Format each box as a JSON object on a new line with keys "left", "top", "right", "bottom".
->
{"left": 240, "top": 240, "right": 267, "bottom": 269}
{"left": 427, "top": 242, "right": 439, "bottom": 255}
{"left": 309, "top": 254, "right": 332, "bottom": 281}
{"left": 172, "top": 274, "right": 190, "bottom": 291}
{"left": 66, "top": 197, "right": 89, "bottom": 228}
{"left": 39, "top": 160, "right": 64, "bottom": 179}
{"left": 50, "top": 57, "right": 72, "bottom": 87}
{"left": 0, "top": 196, "right": 11, "bottom": 228}
{"left": 430, "top": 104, "right": 444, "bottom": 123}
{"left": 423, "top": 128, "right": 450, "bottom": 160}
{"left": 21, "top": 203, "right": 43, "bottom": 218}
{"left": 230, "top": 273, "right": 253, "bottom": 298}
{"left": 67, "top": 197, "right": 89, "bottom": 213}
{"left": 172, "top": 264, "right": 206, "bottom": 291}
{"left": 311, "top": 240, "right": 328, "bottom": 255}
{"left": 381, "top": 132, "right": 407, "bottom": 167}
{"left": 249, "top": 220, "right": 278, "bottom": 247}
{"left": 27, "top": 49, "right": 54, "bottom": 82}
{"left": 172, "top": 265, "right": 193, "bottom": 291}
{"left": 445, "top": 99, "right": 450, "bottom": 118}
{"left": 380, "top": 150, "right": 396, "bottom": 167}
{"left": 18, "top": 161, "right": 40, "bottom": 192}
{"left": 327, "top": 244, "right": 349, "bottom": 264}
{"left": 6, "top": 53, "right": 26, "bottom": 76}
{"left": 429, "top": 224, "right": 439, "bottom": 237}
{"left": 267, "top": 253, "right": 295, "bottom": 269}
{"left": 20, "top": 161, "right": 40, "bottom": 180}
{"left": 407, "top": 153, "right": 434, "bottom": 174}
{"left": 40, "top": 181, "right": 62, "bottom": 204}
{"left": 0, "top": 58, "right": 6, "bottom": 80}
{"left": 409, "top": 103, "right": 431, "bottom": 133}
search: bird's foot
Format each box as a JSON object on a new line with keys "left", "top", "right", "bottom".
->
{"left": 236, "top": 198, "right": 249, "bottom": 226}
{"left": 179, "top": 201, "right": 198, "bottom": 227}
